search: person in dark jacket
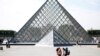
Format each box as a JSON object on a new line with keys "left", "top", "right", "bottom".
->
{"left": 0, "top": 39, "right": 4, "bottom": 50}
{"left": 63, "top": 48, "right": 70, "bottom": 56}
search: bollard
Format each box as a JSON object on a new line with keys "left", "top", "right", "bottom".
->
{"left": 98, "top": 42, "right": 100, "bottom": 48}
{"left": 0, "top": 47, "right": 3, "bottom": 50}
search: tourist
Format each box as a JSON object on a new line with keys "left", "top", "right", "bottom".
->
{"left": 56, "top": 47, "right": 62, "bottom": 56}
{"left": 63, "top": 48, "right": 70, "bottom": 56}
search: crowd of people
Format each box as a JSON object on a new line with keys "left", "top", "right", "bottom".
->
{"left": 56, "top": 47, "right": 70, "bottom": 56}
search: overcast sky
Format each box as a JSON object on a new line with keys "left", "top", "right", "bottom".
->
{"left": 0, "top": 0, "right": 100, "bottom": 31}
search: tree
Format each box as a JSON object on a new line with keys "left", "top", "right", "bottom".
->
{"left": 0, "top": 30, "right": 16, "bottom": 43}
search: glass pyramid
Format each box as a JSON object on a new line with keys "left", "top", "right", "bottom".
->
{"left": 12, "top": 0, "right": 92, "bottom": 45}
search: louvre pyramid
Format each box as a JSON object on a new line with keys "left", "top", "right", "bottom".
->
{"left": 13, "top": 0, "right": 92, "bottom": 45}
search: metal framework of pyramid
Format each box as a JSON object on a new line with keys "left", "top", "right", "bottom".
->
{"left": 12, "top": 0, "right": 92, "bottom": 45}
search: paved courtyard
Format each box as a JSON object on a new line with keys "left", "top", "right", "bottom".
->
{"left": 0, "top": 45, "right": 100, "bottom": 56}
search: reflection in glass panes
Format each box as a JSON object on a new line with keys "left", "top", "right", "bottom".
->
{"left": 14, "top": 0, "right": 92, "bottom": 45}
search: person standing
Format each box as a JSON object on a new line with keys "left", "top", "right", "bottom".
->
{"left": 56, "top": 48, "right": 62, "bottom": 56}
{"left": 63, "top": 48, "right": 70, "bottom": 56}
{"left": 0, "top": 39, "right": 4, "bottom": 50}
